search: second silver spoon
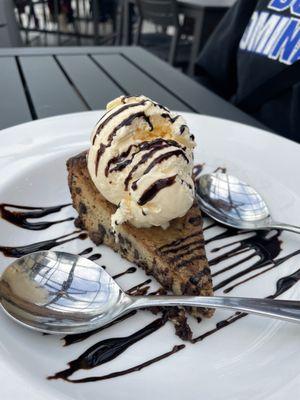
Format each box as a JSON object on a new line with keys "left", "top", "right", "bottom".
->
{"left": 1, "top": 251, "right": 300, "bottom": 335}
{"left": 196, "top": 172, "right": 300, "bottom": 234}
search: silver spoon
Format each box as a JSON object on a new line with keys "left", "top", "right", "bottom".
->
{"left": 196, "top": 172, "right": 300, "bottom": 234}
{"left": 1, "top": 250, "right": 300, "bottom": 334}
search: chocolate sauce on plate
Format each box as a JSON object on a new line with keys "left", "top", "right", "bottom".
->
{"left": 113, "top": 266, "right": 137, "bottom": 279}
{"left": 0, "top": 230, "right": 87, "bottom": 258}
{"left": 193, "top": 265, "right": 300, "bottom": 343}
{"left": 49, "top": 316, "right": 168, "bottom": 382}
{"left": 63, "top": 310, "right": 138, "bottom": 346}
{"left": 53, "top": 345, "right": 185, "bottom": 383}
{"left": 88, "top": 253, "right": 102, "bottom": 261}
{"left": 78, "top": 247, "right": 93, "bottom": 256}
{"left": 0, "top": 203, "right": 73, "bottom": 230}
{"left": 1, "top": 189, "right": 300, "bottom": 384}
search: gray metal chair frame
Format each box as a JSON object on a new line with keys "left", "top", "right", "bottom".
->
{"left": 14, "top": 0, "right": 119, "bottom": 46}
{"left": 0, "top": 0, "right": 23, "bottom": 46}
{"left": 134, "top": 0, "right": 183, "bottom": 65}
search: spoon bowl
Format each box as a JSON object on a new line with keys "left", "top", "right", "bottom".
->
{"left": 196, "top": 172, "right": 300, "bottom": 234}
{"left": 2, "top": 251, "right": 300, "bottom": 334}
{"left": 0, "top": 251, "right": 131, "bottom": 334}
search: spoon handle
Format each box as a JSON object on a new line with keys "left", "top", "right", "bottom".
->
{"left": 128, "top": 295, "right": 300, "bottom": 324}
{"left": 268, "top": 221, "right": 300, "bottom": 234}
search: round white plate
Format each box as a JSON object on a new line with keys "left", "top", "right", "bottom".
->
{"left": 0, "top": 111, "right": 300, "bottom": 400}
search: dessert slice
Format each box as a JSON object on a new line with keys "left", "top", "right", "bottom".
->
{"left": 67, "top": 152, "right": 214, "bottom": 318}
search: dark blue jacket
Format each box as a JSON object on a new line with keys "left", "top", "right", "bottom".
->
{"left": 196, "top": 0, "right": 300, "bottom": 142}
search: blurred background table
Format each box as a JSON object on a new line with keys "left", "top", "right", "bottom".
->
{"left": 3, "top": 0, "right": 237, "bottom": 76}
{"left": 0, "top": 45, "right": 264, "bottom": 131}
{"left": 121, "top": 0, "right": 236, "bottom": 75}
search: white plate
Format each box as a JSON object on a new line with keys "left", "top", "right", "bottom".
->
{"left": 0, "top": 111, "right": 300, "bottom": 400}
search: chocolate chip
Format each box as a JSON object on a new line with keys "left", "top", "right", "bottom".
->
{"left": 189, "top": 268, "right": 210, "bottom": 286}
{"left": 134, "top": 249, "right": 140, "bottom": 260}
{"left": 98, "top": 224, "right": 106, "bottom": 237}
{"left": 74, "top": 216, "right": 84, "bottom": 229}
{"left": 118, "top": 234, "right": 124, "bottom": 245}
{"left": 188, "top": 216, "right": 202, "bottom": 226}
{"left": 79, "top": 202, "right": 87, "bottom": 215}
{"left": 89, "top": 224, "right": 106, "bottom": 245}
{"left": 120, "top": 246, "right": 128, "bottom": 255}
{"left": 90, "top": 232, "right": 103, "bottom": 245}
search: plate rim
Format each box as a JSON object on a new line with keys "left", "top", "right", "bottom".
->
{"left": 0, "top": 110, "right": 300, "bottom": 400}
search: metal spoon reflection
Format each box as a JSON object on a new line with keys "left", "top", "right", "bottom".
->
{"left": 196, "top": 172, "right": 300, "bottom": 234}
{"left": 1, "top": 251, "right": 300, "bottom": 334}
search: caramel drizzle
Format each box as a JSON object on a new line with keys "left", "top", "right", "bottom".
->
{"left": 92, "top": 99, "right": 188, "bottom": 179}
{"left": 92, "top": 100, "right": 148, "bottom": 145}
{"left": 94, "top": 112, "right": 153, "bottom": 176}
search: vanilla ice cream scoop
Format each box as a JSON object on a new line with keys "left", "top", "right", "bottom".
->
{"left": 87, "top": 95, "right": 195, "bottom": 230}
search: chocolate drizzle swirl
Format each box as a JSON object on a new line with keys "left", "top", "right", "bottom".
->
{"left": 92, "top": 100, "right": 148, "bottom": 145}
{"left": 135, "top": 175, "right": 177, "bottom": 206}
{"left": 48, "top": 316, "right": 168, "bottom": 381}
{"left": 209, "top": 230, "right": 282, "bottom": 291}
{"left": 161, "top": 113, "right": 180, "bottom": 124}
{"left": 141, "top": 149, "right": 188, "bottom": 177}
{"left": 159, "top": 230, "right": 203, "bottom": 252}
{"left": 192, "top": 265, "right": 300, "bottom": 343}
{"left": 105, "top": 143, "right": 137, "bottom": 176}
{"left": 1, "top": 190, "right": 300, "bottom": 384}
{"left": 123, "top": 139, "right": 183, "bottom": 190}
{"left": 0, "top": 203, "right": 73, "bottom": 230}
{"left": 53, "top": 344, "right": 185, "bottom": 384}
{"left": 95, "top": 144, "right": 105, "bottom": 175}
{"left": 0, "top": 230, "right": 87, "bottom": 258}
{"left": 94, "top": 111, "right": 154, "bottom": 177}
{"left": 63, "top": 311, "right": 138, "bottom": 347}
{"left": 105, "top": 138, "right": 181, "bottom": 180}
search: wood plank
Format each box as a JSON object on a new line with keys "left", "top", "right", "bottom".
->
{"left": 0, "top": 57, "right": 31, "bottom": 129}
{"left": 57, "top": 55, "right": 123, "bottom": 109}
{"left": 92, "top": 53, "right": 191, "bottom": 112}
{"left": 125, "top": 47, "right": 269, "bottom": 130}
{"left": 0, "top": 47, "right": 126, "bottom": 57}
{"left": 19, "top": 56, "right": 87, "bottom": 119}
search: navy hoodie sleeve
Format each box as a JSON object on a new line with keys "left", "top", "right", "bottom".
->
{"left": 196, "top": 0, "right": 258, "bottom": 99}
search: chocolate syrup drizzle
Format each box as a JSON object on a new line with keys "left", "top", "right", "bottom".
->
{"left": 135, "top": 175, "right": 177, "bottom": 206}
{"left": 52, "top": 344, "right": 185, "bottom": 384}
{"left": 92, "top": 100, "right": 148, "bottom": 145}
{"left": 0, "top": 203, "right": 73, "bottom": 230}
{"left": 113, "top": 266, "right": 137, "bottom": 279}
{"left": 63, "top": 311, "right": 138, "bottom": 347}
{"left": 0, "top": 230, "right": 87, "bottom": 258}
{"left": 123, "top": 139, "right": 183, "bottom": 190}
{"left": 94, "top": 105, "right": 153, "bottom": 175}
{"left": 92, "top": 98, "right": 191, "bottom": 213}
{"left": 48, "top": 316, "right": 169, "bottom": 382}
{"left": 1, "top": 178, "right": 300, "bottom": 384}
{"left": 142, "top": 149, "right": 188, "bottom": 176}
